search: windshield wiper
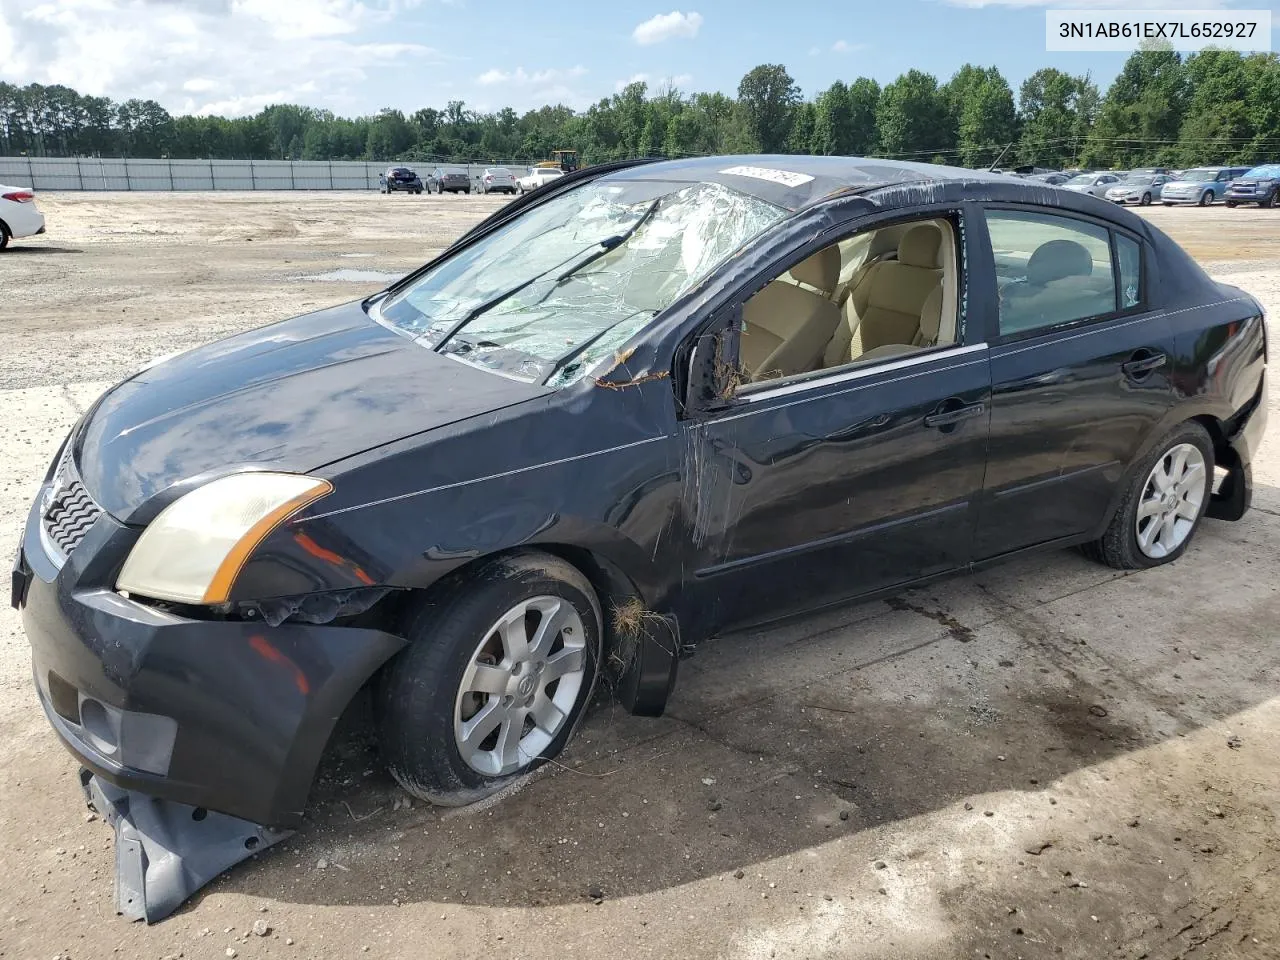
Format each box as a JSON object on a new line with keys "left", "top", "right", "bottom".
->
{"left": 553, "top": 198, "right": 660, "bottom": 286}
{"left": 540, "top": 308, "right": 652, "bottom": 385}
{"left": 432, "top": 200, "right": 660, "bottom": 352}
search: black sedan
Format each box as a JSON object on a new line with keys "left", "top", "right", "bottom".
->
{"left": 378, "top": 166, "right": 423, "bottom": 194}
{"left": 13, "top": 156, "right": 1268, "bottom": 920}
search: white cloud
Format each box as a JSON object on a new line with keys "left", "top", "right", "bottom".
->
{"left": 614, "top": 72, "right": 693, "bottom": 93}
{"left": 0, "top": 0, "right": 444, "bottom": 117}
{"left": 632, "top": 10, "right": 703, "bottom": 45}
{"left": 614, "top": 72, "right": 650, "bottom": 92}
{"left": 478, "top": 65, "right": 587, "bottom": 86}
{"left": 808, "top": 45, "right": 821, "bottom": 56}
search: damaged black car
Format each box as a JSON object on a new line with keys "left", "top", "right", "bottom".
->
{"left": 13, "top": 155, "right": 1268, "bottom": 921}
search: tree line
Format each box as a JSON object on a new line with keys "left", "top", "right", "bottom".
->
{"left": 3, "top": 49, "right": 1280, "bottom": 171}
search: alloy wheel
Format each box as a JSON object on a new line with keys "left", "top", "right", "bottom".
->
{"left": 453, "top": 595, "right": 588, "bottom": 776}
{"left": 1135, "top": 442, "right": 1206, "bottom": 559}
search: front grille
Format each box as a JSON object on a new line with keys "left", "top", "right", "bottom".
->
{"left": 42, "top": 451, "right": 102, "bottom": 560}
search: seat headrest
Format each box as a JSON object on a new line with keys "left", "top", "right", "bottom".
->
{"left": 919, "top": 287, "right": 943, "bottom": 343}
{"left": 1027, "top": 239, "right": 1093, "bottom": 285}
{"left": 790, "top": 245, "right": 841, "bottom": 296}
{"left": 898, "top": 224, "right": 942, "bottom": 269}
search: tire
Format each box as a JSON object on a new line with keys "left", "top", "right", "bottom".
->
{"left": 1198, "top": 190, "right": 1212, "bottom": 207}
{"left": 1082, "top": 421, "right": 1214, "bottom": 571}
{"left": 1261, "top": 190, "right": 1276, "bottom": 209}
{"left": 1162, "top": 202, "right": 1173, "bottom": 207}
{"left": 1225, "top": 200, "right": 1237, "bottom": 208}
{"left": 376, "top": 551, "right": 603, "bottom": 805}
{"left": 1140, "top": 192, "right": 1152, "bottom": 206}
{"left": 0, "top": 222, "right": 9, "bottom": 251}
{"left": 464, "top": 187, "right": 471, "bottom": 194}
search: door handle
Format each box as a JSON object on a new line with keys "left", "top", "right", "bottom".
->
{"left": 923, "top": 402, "right": 985, "bottom": 428}
{"left": 1122, "top": 352, "right": 1166, "bottom": 379}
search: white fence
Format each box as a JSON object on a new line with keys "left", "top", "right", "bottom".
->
{"left": 0, "top": 157, "right": 529, "bottom": 191}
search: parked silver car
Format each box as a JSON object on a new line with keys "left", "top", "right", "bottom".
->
{"left": 1161, "top": 167, "right": 1251, "bottom": 206}
{"left": 478, "top": 167, "right": 518, "bottom": 195}
{"left": 1104, "top": 173, "right": 1173, "bottom": 206}
{"left": 1061, "top": 172, "right": 1121, "bottom": 198}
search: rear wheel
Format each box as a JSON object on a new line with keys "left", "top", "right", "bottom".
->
{"left": 376, "top": 551, "right": 602, "bottom": 805}
{"left": 1082, "top": 422, "right": 1213, "bottom": 570}
{"left": 1198, "top": 190, "right": 1213, "bottom": 206}
{"left": 0, "top": 222, "right": 9, "bottom": 251}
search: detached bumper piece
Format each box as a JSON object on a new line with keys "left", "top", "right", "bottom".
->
{"left": 81, "top": 770, "right": 292, "bottom": 923}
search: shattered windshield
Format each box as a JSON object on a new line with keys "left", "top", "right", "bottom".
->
{"left": 373, "top": 179, "right": 786, "bottom": 385}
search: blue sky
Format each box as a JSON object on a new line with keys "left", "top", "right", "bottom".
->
{"left": 0, "top": 0, "right": 1276, "bottom": 117}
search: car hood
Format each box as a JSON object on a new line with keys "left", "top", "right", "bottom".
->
{"left": 75, "top": 300, "right": 548, "bottom": 522}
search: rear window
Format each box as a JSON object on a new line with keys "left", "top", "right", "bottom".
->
{"left": 488, "top": 168, "right": 512, "bottom": 176}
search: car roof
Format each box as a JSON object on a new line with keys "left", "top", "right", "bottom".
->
{"left": 592, "top": 153, "right": 1160, "bottom": 233}
{"left": 601, "top": 153, "right": 1018, "bottom": 210}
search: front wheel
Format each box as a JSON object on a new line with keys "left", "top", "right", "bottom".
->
{"left": 1082, "top": 422, "right": 1213, "bottom": 570}
{"left": 376, "top": 551, "right": 602, "bottom": 805}
{"left": 1261, "top": 190, "right": 1276, "bottom": 209}
{"left": 1198, "top": 190, "right": 1213, "bottom": 207}
{"left": 1140, "top": 192, "right": 1152, "bottom": 206}
{"left": 1225, "top": 200, "right": 1237, "bottom": 207}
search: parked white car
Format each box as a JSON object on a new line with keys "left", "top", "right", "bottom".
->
{"left": 0, "top": 184, "right": 46, "bottom": 250}
{"left": 517, "top": 167, "right": 565, "bottom": 194}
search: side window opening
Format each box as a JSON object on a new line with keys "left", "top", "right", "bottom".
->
{"left": 733, "top": 215, "right": 962, "bottom": 391}
{"left": 986, "top": 210, "right": 1118, "bottom": 336}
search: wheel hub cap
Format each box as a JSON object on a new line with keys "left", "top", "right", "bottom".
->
{"left": 453, "top": 595, "right": 588, "bottom": 777}
{"left": 1135, "top": 442, "right": 1206, "bottom": 559}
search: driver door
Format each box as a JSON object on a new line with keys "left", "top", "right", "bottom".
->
{"left": 674, "top": 206, "right": 993, "bottom": 634}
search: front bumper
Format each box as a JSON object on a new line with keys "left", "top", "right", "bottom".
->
{"left": 387, "top": 180, "right": 422, "bottom": 191}
{"left": 1226, "top": 187, "right": 1273, "bottom": 202}
{"left": 15, "top": 477, "right": 405, "bottom": 829}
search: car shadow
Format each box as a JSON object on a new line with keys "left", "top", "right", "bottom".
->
{"left": 1, "top": 245, "right": 83, "bottom": 255}
{"left": 210, "top": 498, "right": 1280, "bottom": 912}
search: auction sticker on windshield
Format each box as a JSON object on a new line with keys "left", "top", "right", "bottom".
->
{"left": 720, "top": 165, "right": 815, "bottom": 188}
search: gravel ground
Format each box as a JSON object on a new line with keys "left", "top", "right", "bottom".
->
{"left": 2, "top": 193, "right": 1280, "bottom": 960}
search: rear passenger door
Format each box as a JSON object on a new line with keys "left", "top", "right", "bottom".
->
{"left": 973, "top": 206, "right": 1178, "bottom": 559}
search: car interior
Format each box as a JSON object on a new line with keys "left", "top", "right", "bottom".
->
{"left": 738, "top": 217, "right": 960, "bottom": 386}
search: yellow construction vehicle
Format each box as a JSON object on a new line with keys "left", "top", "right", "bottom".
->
{"left": 533, "top": 150, "right": 579, "bottom": 172}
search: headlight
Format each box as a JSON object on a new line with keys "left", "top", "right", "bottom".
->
{"left": 117, "top": 472, "right": 333, "bottom": 604}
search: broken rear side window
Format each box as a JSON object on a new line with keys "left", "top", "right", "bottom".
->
{"left": 373, "top": 179, "right": 786, "bottom": 385}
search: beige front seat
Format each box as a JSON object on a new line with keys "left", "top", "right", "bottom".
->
{"left": 842, "top": 224, "right": 944, "bottom": 357}
{"left": 740, "top": 246, "right": 841, "bottom": 381}
{"left": 858, "top": 287, "right": 943, "bottom": 362}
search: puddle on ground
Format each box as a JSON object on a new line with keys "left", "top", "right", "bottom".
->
{"left": 294, "top": 269, "right": 402, "bottom": 283}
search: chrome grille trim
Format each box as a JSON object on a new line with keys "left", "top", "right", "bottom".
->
{"left": 40, "top": 446, "right": 102, "bottom": 564}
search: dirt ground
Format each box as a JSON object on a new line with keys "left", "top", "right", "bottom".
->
{"left": 2, "top": 192, "right": 1280, "bottom": 960}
